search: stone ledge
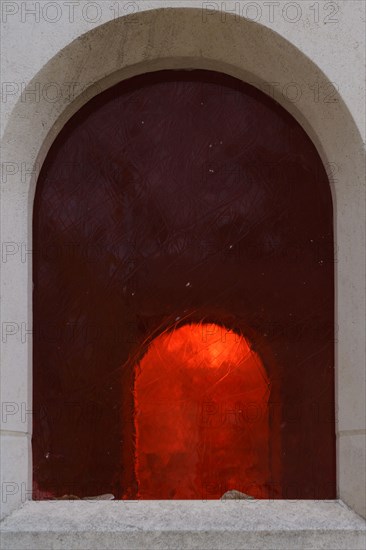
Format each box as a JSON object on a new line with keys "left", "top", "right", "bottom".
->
{"left": 1, "top": 500, "right": 365, "bottom": 549}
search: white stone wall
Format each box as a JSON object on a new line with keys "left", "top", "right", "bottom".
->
{"left": 1, "top": 1, "right": 365, "bottom": 138}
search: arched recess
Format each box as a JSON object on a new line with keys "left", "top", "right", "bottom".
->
{"left": 1, "top": 8, "right": 364, "bottom": 516}
{"left": 32, "top": 69, "right": 334, "bottom": 500}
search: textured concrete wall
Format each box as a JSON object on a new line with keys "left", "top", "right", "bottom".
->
{"left": 1, "top": 1, "right": 365, "bottom": 139}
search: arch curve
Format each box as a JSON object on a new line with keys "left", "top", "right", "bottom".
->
{"left": 3, "top": 8, "right": 364, "bottom": 205}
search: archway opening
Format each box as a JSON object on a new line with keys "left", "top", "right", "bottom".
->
{"left": 134, "top": 323, "right": 270, "bottom": 499}
{"left": 32, "top": 69, "right": 335, "bottom": 500}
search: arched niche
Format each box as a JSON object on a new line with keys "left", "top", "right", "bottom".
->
{"left": 1, "top": 8, "right": 364, "bottom": 517}
{"left": 32, "top": 70, "right": 334, "bottom": 500}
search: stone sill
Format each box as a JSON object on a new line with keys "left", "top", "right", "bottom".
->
{"left": 1, "top": 500, "right": 365, "bottom": 549}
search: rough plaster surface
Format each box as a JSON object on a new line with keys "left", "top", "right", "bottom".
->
{"left": 1, "top": 1, "right": 365, "bottom": 139}
{"left": 1, "top": 500, "right": 365, "bottom": 549}
{"left": 0, "top": 0, "right": 365, "bottom": 526}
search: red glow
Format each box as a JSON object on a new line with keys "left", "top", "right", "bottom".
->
{"left": 134, "top": 323, "right": 270, "bottom": 499}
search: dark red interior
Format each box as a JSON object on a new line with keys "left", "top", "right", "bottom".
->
{"left": 33, "top": 70, "right": 336, "bottom": 500}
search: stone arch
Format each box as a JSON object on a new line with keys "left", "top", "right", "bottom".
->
{"left": 1, "top": 8, "right": 364, "bottom": 516}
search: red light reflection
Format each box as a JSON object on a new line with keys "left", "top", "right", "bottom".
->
{"left": 134, "top": 323, "right": 270, "bottom": 499}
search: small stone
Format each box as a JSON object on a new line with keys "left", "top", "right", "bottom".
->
{"left": 82, "top": 494, "right": 115, "bottom": 500}
{"left": 221, "top": 490, "right": 254, "bottom": 500}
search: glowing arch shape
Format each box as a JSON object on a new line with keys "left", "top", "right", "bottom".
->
{"left": 134, "top": 323, "right": 270, "bottom": 499}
